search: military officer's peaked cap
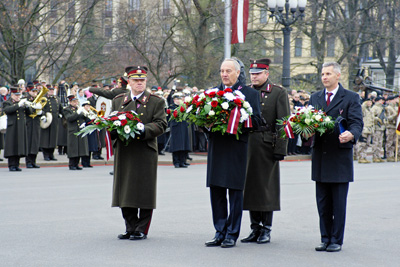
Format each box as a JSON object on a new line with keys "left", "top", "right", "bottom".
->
{"left": 118, "top": 76, "right": 128, "bottom": 86}
{"left": 67, "top": 94, "right": 78, "bottom": 101}
{"left": 26, "top": 82, "right": 35, "bottom": 91}
{"left": 125, "top": 66, "right": 148, "bottom": 79}
{"left": 10, "top": 86, "right": 21, "bottom": 95}
{"left": 249, "top": 58, "right": 271, "bottom": 74}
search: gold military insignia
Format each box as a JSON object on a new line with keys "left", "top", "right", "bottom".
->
{"left": 253, "top": 64, "right": 257, "bottom": 68}
{"left": 137, "top": 70, "right": 142, "bottom": 74}
{"left": 253, "top": 60, "right": 256, "bottom": 63}
{"left": 143, "top": 96, "right": 147, "bottom": 101}
{"left": 265, "top": 95, "right": 268, "bottom": 99}
{"left": 144, "top": 105, "right": 146, "bottom": 108}
{"left": 124, "top": 72, "right": 127, "bottom": 76}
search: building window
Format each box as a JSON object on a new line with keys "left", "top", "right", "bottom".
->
{"left": 105, "top": 26, "right": 113, "bottom": 38}
{"left": 327, "top": 37, "right": 335, "bottom": 57}
{"left": 295, "top": 38, "right": 302, "bottom": 57}
{"left": 260, "top": 7, "right": 267, "bottom": 24}
{"left": 129, "top": 0, "right": 140, "bottom": 11}
{"left": 163, "top": 0, "right": 170, "bottom": 16}
{"left": 105, "top": 0, "right": 112, "bottom": 17}
{"left": 311, "top": 41, "right": 317, "bottom": 57}
{"left": 274, "top": 38, "right": 282, "bottom": 64}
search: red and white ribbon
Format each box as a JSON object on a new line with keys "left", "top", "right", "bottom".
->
{"left": 105, "top": 131, "right": 114, "bottom": 161}
{"left": 227, "top": 106, "right": 241, "bottom": 134}
{"left": 284, "top": 121, "right": 294, "bottom": 139}
{"left": 244, "top": 117, "right": 252, "bottom": 128}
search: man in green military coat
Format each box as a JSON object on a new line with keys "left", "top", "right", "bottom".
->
{"left": 111, "top": 66, "right": 167, "bottom": 241}
{"left": 63, "top": 95, "right": 89, "bottom": 170}
{"left": 241, "top": 58, "right": 290, "bottom": 244}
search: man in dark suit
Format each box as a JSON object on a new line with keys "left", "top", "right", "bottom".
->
{"left": 205, "top": 58, "right": 262, "bottom": 248}
{"left": 308, "top": 62, "right": 363, "bottom": 252}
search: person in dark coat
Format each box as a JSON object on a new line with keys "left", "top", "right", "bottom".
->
{"left": 40, "top": 86, "right": 63, "bottom": 161}
{"left": 3, "top": 87, "right": 32, "bottom": 171}
{"left": 63, "top": 95, "right": 89, "bottom": 170}
{"left": 241, "top": 58, "right": 290, "bottom": 244}
{"left": 168, "top": 92, "right": 191, "bottom": 168}
{"left": 308, "top": 62, "right": 363, "bottom": 252}
{"left": 80, "top": 101, "right": 100, "bottom": 168}
{"left": 111, "top": 66, "right": 167, "bottom": 241}
{"left": 25, "top": 85, "right": 45, "bottom": 168}
{"left": 205, "top": 58, "right": 262, "bottom": 248}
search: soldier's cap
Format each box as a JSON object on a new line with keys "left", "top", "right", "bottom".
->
{"left": 172, "top": 92, "right": 183, "bottom": 99}
{"left": 33, "top": 80, "right": 39, "bottom": 85}
{"left": 249, "top": 58, "right": 271, "bottom": 74}
{"left": 151, "top": 85, "right": 158, "bottom": 91}
{"left": 46, "top": 84, "right": 54, "bottom": 90}
{"left": 10, "top": 86, "right": 21, "bottom": 95}
{"left": 82, "top": 101, "right": 91, "bottom": 106}
{"left": 375, "top": 96, "right": 384, "bottom": 101}
{"left": 72, "top": 82, "right": 79, "bottom": 86}
{"left": 26, "top": 83, "right": 38, "bottom": 92}
{"left": 67, "top": 95, "right": 78, "bottom": 101}
{"left": 118, "top": 76, "right": 128, "bottom": 86}
{"left": 26, "top": 82, "right": 34, "bottom": 90}
{"left": 125, "top": 66, "right": 148, "bottom": 79}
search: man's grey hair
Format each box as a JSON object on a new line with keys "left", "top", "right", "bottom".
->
{"left": 322, "top": 62, "right": 341, "bottom": 74}
{"left": 222, "top": 58, "right": 241, "bottom": 71}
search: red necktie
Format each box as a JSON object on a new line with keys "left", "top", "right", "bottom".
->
{"left": 326, "top": 92, "right": 333, "bottom": 106}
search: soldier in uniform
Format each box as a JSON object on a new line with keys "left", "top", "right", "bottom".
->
{"left": 63, "top": 95, "right": 89, "bottom": 170}
{"left": 111, "top": 66, "right": 167, "bottom": 241}
{"left": 25, "top": 85, "right": 45, "bottom": 168}
{"left": 357, "top": 99, "right": 374, "bottom": 163}
{"left": 384, "top": 96, "right": 399, "bottom": 162}
{"left": 370, "top": 97, "right": 386, "bottom": 162}
{"left": 3, "top": 87, "right": 31, "bottom": 171}
{"left": 40, "top": 85, "right": 63, "bottom": 161}
{"left": 89, "top": 76, "right": 129, "bottom": 99}
{"left": 241, "top": 58, "right": 290, "bottom": 244}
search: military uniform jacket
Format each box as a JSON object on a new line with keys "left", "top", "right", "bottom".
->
{"left": 25, "top": 96, "right": 42, "bottom": 155}
{"left": 40, "top": 95, "right": 63, "bottom": 149}
{"left": 371, "top": 102, "right": 387, "bottom": 131}
{"left": 63, "top": 105, "right": 89, "bottom": 158}
{"left": 243, "top": 80, "right": 290, "bottom": 211}
{"left": 111, "top": 90, "right": 167, "bottom": 209}
{"left": 361, "top": 102, "right": 374, "bottom": 135}
{"left": 206, "top": 81, "right": 262, "bottom": 190}
{"left": 309, "top": 84, "right": 363, "bottom": 183}
{"left": 89, "top": 86, "right": 129, "bottom": 100}
{"left": 2, "top": 99, "right": 31, "bottom": 157}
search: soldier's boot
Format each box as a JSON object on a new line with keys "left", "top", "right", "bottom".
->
{"left": 373, "top": 158, "right": 383, "bottom": 163}
{"left": 379, "top": 158, "right": 386, "bottom": 162}
{"left": 358, "top": 158, "right": 371, "bottom": 164}
{"left": 386, "top": 157, "right": 395, "bottom": 162}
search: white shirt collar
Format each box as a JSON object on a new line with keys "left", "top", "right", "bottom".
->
{"left": 325, "top": 85, "right": 339, "bottom": 100}
{"left": 131, "top": 91, "right": 144, "bottom": 100}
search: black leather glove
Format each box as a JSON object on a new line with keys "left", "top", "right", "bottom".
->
{"left": 273, "top": 154, "right": 285, "bottom": 161}
{"left": 110, "top": 129, "right": 118, "bottom": 140}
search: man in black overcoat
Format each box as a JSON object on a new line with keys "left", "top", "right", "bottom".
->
{"left": 205, "top": 58, "right": 262, "bottom": 248}
{"left": 308, "top": 62, "right": 363, "bottom": 252}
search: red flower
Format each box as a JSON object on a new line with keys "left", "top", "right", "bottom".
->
{"left": 110, "top": 116, "right": 119, "bottom": 121}
{"left": 193, "top": 95, "right": 199, "bottom": 101}
{"left": 196, "top": 101, "right": 203, "bottom": 108}
{"left": 208, "top": 91, "right": 216, "bottom": 98}
{"left": 120, "top": 119, "right": 127, "bottom": 126}
{"left": 126, "top": 113, "right": 134, "bottom": 120}
{"left": 211, "top": 100, "right": 218, "bottom": 108}
{"left": 217, "top": 90, "right": 225, "bottom": 97}
{"left": 173, "top": 110, "right": 178, "bottom": 118}
{"left": 314, "top": 124, "right": 319, "bottom": 128}
{"left": 234, "top": 98, "right": 242, "bottom": 107}
{"left": 224, "top": 88, "right": 232, "bottom": 93}
{"left": 166, "top": 109, "right": 171, "bottom": 115}
{"left": 319, "top": 118, "right": 323, "bottom": 122}
{"left": 180, "top": 106, "right": 185, "bottom": 112}
{"left": 96, "top": 121, "right": 101, "bottom": 125}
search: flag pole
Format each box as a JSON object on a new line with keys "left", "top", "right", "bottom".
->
{"left": 395, "top": 134, "right": 398, "bottom": 162}
{"left": 224, "top": 0, "right": 231, "bottom": 59}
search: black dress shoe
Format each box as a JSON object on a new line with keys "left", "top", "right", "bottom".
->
{"left": 221, "top": 239, "right": 236, "bottom": 248}
{"left": 0, "top": 158, "right": 4, "bottom": 161}
{"left": 179, "top": 164, "right": 188, "bottom": 168}
{"left": 129, "top": 232, "right": 147, "bottom": 240}
{"left": 241, "top": 229, "right": 260, "bottom": 243}
{"left": 26, "top": 164, "right": 34, "bottom": 168}
{"left": 109, "top": 171, "right": 114, "bottom": 175}
{"left": 16, "top": 167, "right": 22, "bottom": 171}
{"left": 44, "top": 158, "right": 51, "bottom": 161}
{"left": 315, "top": 242, "right": 329, "bottom": 251}
{"left": 257, "top": 228, "right": 271, "bottom": 244}
{"left": 158, "top": 152, "right": 165, "bottom": 155}
{"left": 49, "top": 158, "right": 58, "bottom": 161}
{"left": 205, "top": 237, "right": 224, "bottom": 247}
{"left": 326, "top": 243, "right": 341, "bottom": 252}
{"left": 69, "top": 166, "right": 77, "bottom": 170}
{"left": 32, "top": 164, "right": 40, "bottom": 168}
{"left": 83, "top": 165, "right": 93, "bottom": 168}
{"left": 9, "top": 166, "right": 22, "bottom": 172}
{"left": 76, "top": 166, "right": 83, "bottom": 170}
{"left": 183, "top": 162, "right": 190, "bottom": 166}
{"left": 118, "top": 232, "right": 133, "bottom": 240}
{"left": 187, "top": 156, "right": 193, "bottom": 161}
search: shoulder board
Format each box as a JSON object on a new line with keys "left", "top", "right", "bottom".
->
{"left": 150, "top": 93, "right": 162, "bottom": 99}
{"left": 272, "top": 83, "right": 285, "bottom": 90}
{"left": 114, "top": 94, "right": 125, "bottom": 99}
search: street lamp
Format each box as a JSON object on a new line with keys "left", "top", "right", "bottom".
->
{"left": 267, "top": 0, "right": 307, "bottom": 89}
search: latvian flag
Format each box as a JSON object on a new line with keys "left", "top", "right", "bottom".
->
{"left": 284, "top": 121, "right": 295, "bottom": 139}
{"left": 231, "top": 0, "right": 249, "bottom": 44}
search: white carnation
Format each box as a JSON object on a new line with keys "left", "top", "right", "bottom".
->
{"left": 315, "top": 114, "right": 322, "bottom": 121}
{"left": 124, "top": 125, "right": 131, "bottom": 134}
{"left": 136, "top": 122, "right": 144, "bottom": 131}
{"left": 224, "top": 92, "right": 235, "bottom": 101}
{"left": 185, "top": 96, "right": 192, "bottom": 103}
{"left": 221, "top": 102, "right": 229, "bottom": 110}
{"left": 243, "top": 101, "right": 250, "bottom": 109}
{"left": 113, "top": 121, "right": 121, "bottom": 126}
{"left": 305, "top": 118, "right": 311, "bottom": 125}
{"left": 325, "top": 117, "right": 331, "bottom": 122}
{"left": 118, "top": 114, "right": 126, "bottom": 120}
{"left": 209, "top": 110, "right": 215, "bottom": 116}
{"left": 234, "top": 90, "right": 245, "bottom": 100}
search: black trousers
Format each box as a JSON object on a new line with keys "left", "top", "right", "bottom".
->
{"left": 121, "top": 207, "right": 153, "bottom": 235}
{"left": 210, "top": 186, "right": 243, "bottom": 241}
{"left": 316, "top": 182, "right": 349, "bottom": 245}
{"left": 69, "top": 157, "right": 80, "bottom": 167}
{"left": 26, "top": 154, "right": 37, "bottom": 165}
{"left": 81, "top": 152, "right": 92, "bottom": 167}
{"left": 172, "top": 151, "right": 187, "bottom": 166}
{"left": 42, "top": 148, "right": 56, "bottom": 159}
{"left": 8, "top": 156, "right": 21, "bottom": 167}
{"left": 249, "top": 211, "right": 273, "bottom": 230}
